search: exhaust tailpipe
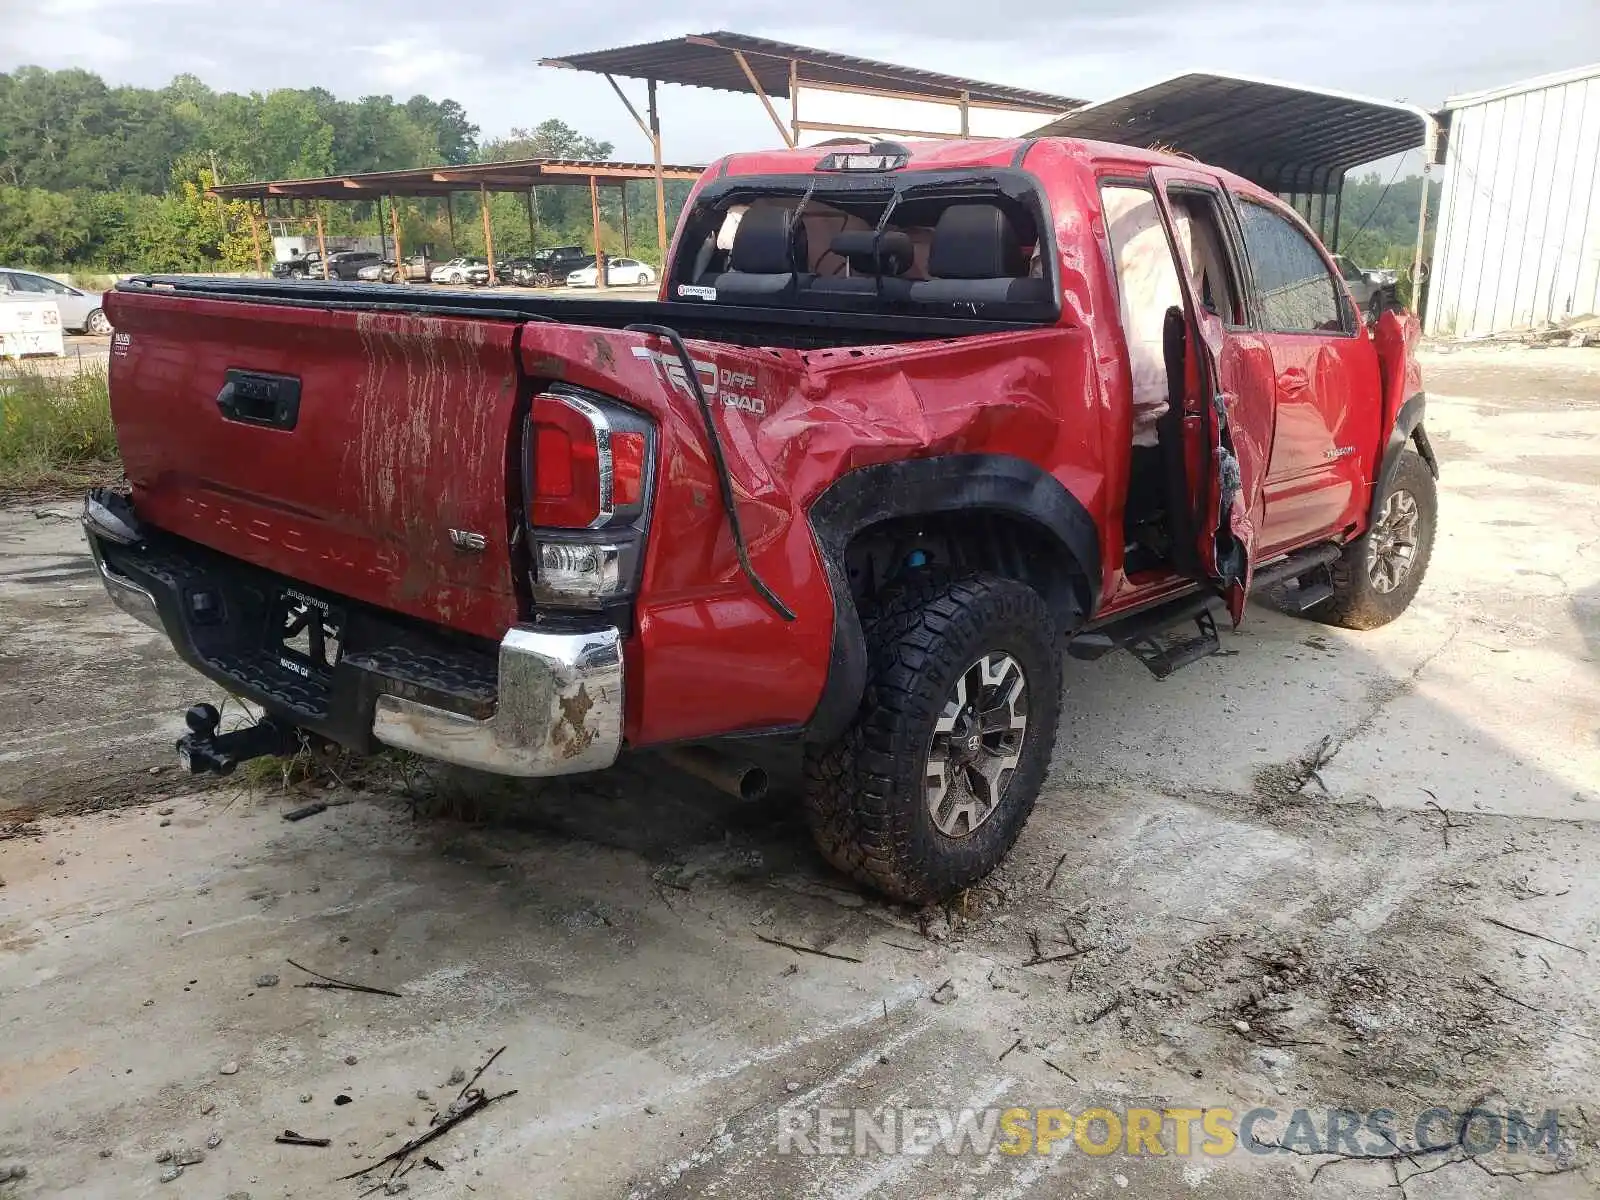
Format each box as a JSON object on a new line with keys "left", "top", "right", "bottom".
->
{"left": 661, "top": 746, "right": 769, "bottom": 802}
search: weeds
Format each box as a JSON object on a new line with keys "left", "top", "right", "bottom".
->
{"left": 0, "top": 362, "right": 119, "bottom": 495}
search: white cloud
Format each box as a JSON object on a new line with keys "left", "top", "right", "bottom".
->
{"left": 362, "top": 37, "right": 481, "bottom": 93}
{"left": 3, "top": 0, "right": 1598, "bottom": 165}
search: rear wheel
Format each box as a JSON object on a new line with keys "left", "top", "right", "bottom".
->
{"left": 803, "top": 573, "right": 1060, "bottom": 903}
{"left": 1312, "top": 449, "right": 1436, "bottom": 629}
{"left": 85, "top": 309, "right": 111, "bottom": 336}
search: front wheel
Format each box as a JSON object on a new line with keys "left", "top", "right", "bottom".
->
{"left": 449, "top": 271, "right": 465, "bottom": 284}
{"left": 1312, "top": 448, "right": 1437, "bottom": 630}
{"left": 803, "top": 574, "right": 1061, "bottom": 903}
{"left": 85, "top": 309, "right": 112, "bottom": 336}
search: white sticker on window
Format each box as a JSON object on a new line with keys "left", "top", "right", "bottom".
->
{"left": 676, "top": 284, "right": 717, "bottom": 301}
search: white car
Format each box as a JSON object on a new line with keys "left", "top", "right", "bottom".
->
{"left": 0, "top": 269, "right": 111, "bottom": 334}
{"left": 565, "top": 259, "right": 657, "bottom": 288}
{"left": 430, "top": 258, "right": 491, "bottom": 285}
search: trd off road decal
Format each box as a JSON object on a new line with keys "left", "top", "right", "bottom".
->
{"left": 630, "top": 346, "right": 766, "bottom": 415}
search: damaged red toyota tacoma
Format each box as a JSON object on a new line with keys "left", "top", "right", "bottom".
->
{"left": 86, "top": 136, "right": 1437, "bottom": 902}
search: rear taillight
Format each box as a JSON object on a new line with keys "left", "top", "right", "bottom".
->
{"left": 526, "top": 387, "right": 655, "bottom": 608}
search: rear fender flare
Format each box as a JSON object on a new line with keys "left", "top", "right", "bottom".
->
{"left": 803, "top": 454, "right": 1101, "bottom": 744}
{"left": 1370, "top": 392, "right": 1438, "bottom": 529}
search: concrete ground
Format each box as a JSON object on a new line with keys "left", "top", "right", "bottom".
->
{"left": 1, "top": 344, "right": 1596, "bottom": 1199}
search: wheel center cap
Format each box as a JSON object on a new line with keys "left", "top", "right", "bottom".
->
{"left": 964, "top": 731, "right": 983, "bottom": 758}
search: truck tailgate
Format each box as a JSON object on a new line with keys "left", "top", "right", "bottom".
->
{"left": 106, "top": 291, "right": 523, "bottom": 640}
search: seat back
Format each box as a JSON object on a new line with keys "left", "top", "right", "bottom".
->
{"left": 909, "top": 203, "right": 1053, "bottom": 304}
{"left": 810, "top": 230, "right": 915, "bottom": 297}
{"left": 711, "top": 205, "right": 811, "bottom": 299}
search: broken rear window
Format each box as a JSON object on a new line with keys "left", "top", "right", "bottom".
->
{"left": 668, "top": 171, "right": 1060, "bottom": 323}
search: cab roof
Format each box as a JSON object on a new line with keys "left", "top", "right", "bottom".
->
{"left": 712, "top": 136, "right": 1282, "bottom": 206}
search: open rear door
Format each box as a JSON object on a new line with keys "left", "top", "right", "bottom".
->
{"left": 1147, "top": 167, "right": 1271, "bottom": 625}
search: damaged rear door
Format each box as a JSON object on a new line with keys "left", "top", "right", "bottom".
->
{"left": 1148, "top": 167, "right": 1274, "bottom": 624}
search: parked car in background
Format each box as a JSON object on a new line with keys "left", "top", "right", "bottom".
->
{"left": 0, "top": 268, "right": 110, "bottom": 334}
{"left": 273, "top": 251, "right": 381, "bottom": 281}
{"left": 1332, "top": 255, "right": 1400, "bottom": 318}
{"left": 510, "top": 246, "right": 594, "bottom": 287}
{"left": 565, "top": 258, "right": 657, "bottom": 288}
{"left": 354, "top": 255, "right": 434, "bottom": 284}
{"left": 272, "top": 254, "right": 320, "bottom": 279}
{"left": 327, "top": 252, "right": 381, "bottom": 281}
{"left": 502, "top": 258, "right": 537, "bottom": 285}
{"left": 430, "top": 258, "right": 491, "bottom": 285}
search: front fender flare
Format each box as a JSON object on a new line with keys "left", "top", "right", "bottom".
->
{"left": 1370, "top": 392, "right": 1438, "bottom": 529}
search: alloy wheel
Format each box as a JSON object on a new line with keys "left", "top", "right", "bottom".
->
{"left": 925, "top": 652, "right": 1029, "bottom": 838}
{"left": 1367, "top": 488, "right": 1421, "bottom": 593}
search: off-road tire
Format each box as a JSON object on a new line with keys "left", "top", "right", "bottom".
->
{"left": 802, "top": 573, "right": 1061, "bottom": 903}
{"left": 1313, "top": 449, "right": 1436, "bottom": 630}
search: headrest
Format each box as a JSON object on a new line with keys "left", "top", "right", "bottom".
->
{"left": 928, "top": 204, "right": 1028, "bottom": 280}
{"left": 830, "top": 230, "right": 914, "bottom": 276}
{"left": 731, "top": 205, "right": 808, "bottom": 274}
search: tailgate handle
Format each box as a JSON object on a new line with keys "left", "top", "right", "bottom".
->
{"left": 217, "top": 370, "right": 301, "bottom": 430}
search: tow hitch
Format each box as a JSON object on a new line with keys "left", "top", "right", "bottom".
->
{"left": 175, "top": 702, "right": 300, "bottom": 776}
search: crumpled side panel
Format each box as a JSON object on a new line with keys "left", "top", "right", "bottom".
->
{"left": 520, "top": 314, "right": 1114, "bottom": 747}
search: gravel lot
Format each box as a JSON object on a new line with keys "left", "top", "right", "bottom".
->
{"left": 1, "top": 345, "right": 1596, "bottom": 1198}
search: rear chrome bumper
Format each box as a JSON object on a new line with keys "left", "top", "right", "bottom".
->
{"left": 83, "top": 498, "right": 164, "bottom": 632}
{"left": 371, "top": 625, "right": 624, "bottom": 777}
{"left": 82, "top": 490, "right": 624, "bottom": 779}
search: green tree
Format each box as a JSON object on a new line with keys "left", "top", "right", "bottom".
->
{"left": 478, "top": 119, "right": 614, "bottom": 163}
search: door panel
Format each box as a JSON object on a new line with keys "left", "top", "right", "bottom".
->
{"left": 1233, "top": 200, "right": 1382, "bottom": 552}
{"left": 1149, "top": 168, "right": 1275, "bottom": 624}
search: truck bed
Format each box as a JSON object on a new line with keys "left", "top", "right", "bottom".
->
{"left": 116, "top": 275, "right": 1043, "bottom": 352}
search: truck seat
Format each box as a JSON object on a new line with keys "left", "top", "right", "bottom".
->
{"left": 808, "top": 230, "right": 915, "bottom": 298}
{"left": 908, "top": 204, "right": 1053, "bottom": 304}
{"left": 704, "top": 205, "right": 811, "bottom": 299}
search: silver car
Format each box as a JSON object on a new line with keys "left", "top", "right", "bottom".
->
{"left": 0, "top": 268, "right": 111, "bottom": 334}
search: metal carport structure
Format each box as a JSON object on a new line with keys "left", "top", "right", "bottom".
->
{"left": 540, "top": 31, "right": 1084, "bottom": 244}
{"left": 210, "top": 156, "right": 705, "bottom": 285}
{"left": 1031, "top": 72, "right": 1440, "bottom": 284}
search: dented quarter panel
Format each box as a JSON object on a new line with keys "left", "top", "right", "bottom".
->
{"left": 518, "top": 313, "right": 1111, "bottom": 747}
{"left": 105, "top": 291, "right": 522, "bottom": 641}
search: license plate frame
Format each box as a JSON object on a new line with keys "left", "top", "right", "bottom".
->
{"left": 268, "top": 588, "right": 344, "bottom": 679}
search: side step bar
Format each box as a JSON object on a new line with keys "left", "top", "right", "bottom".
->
{"left": 1068, "top": 542, "right": 1343, "bottom": 679}
{"left": 1252, "top": 542, "right": 1342, "bottom": 613}
{"left": 1068, "top": 591, "right": 1223, "bottom": 679}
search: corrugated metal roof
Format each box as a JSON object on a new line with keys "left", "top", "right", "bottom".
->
{"left": 540, "top": 32, "right": 1084, "bottom": 112}
{"left": 1033, "top": 72, "right": 1436, "bottom": 191}
{"left": 1444, "top": 61, "right": 1600, "bottom": 110}
{"left": 210, "top": 157, "right": 707, "bottom": 201}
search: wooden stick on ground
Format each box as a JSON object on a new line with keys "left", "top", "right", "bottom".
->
{"left": 286, "top": 958, "right": 402, "bottom": 998}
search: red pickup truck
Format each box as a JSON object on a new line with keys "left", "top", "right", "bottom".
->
{"left": 86, "top": 136, "right": 1436, "bottom": 902}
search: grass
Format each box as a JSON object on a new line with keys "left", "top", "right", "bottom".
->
{"left": 0, "top": 362, "right": 121, "bottom": 498}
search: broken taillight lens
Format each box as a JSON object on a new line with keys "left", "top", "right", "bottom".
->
{"left": 526, "top": 387, "right": 655, "bottom": 608}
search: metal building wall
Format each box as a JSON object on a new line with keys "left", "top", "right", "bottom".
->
{"left": 1427, "top": 65, "right": 1600, "bottom": 338}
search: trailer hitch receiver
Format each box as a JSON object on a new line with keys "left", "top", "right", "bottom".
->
{"left": 175, "top": 702, "right": 299, "bottom": 776}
